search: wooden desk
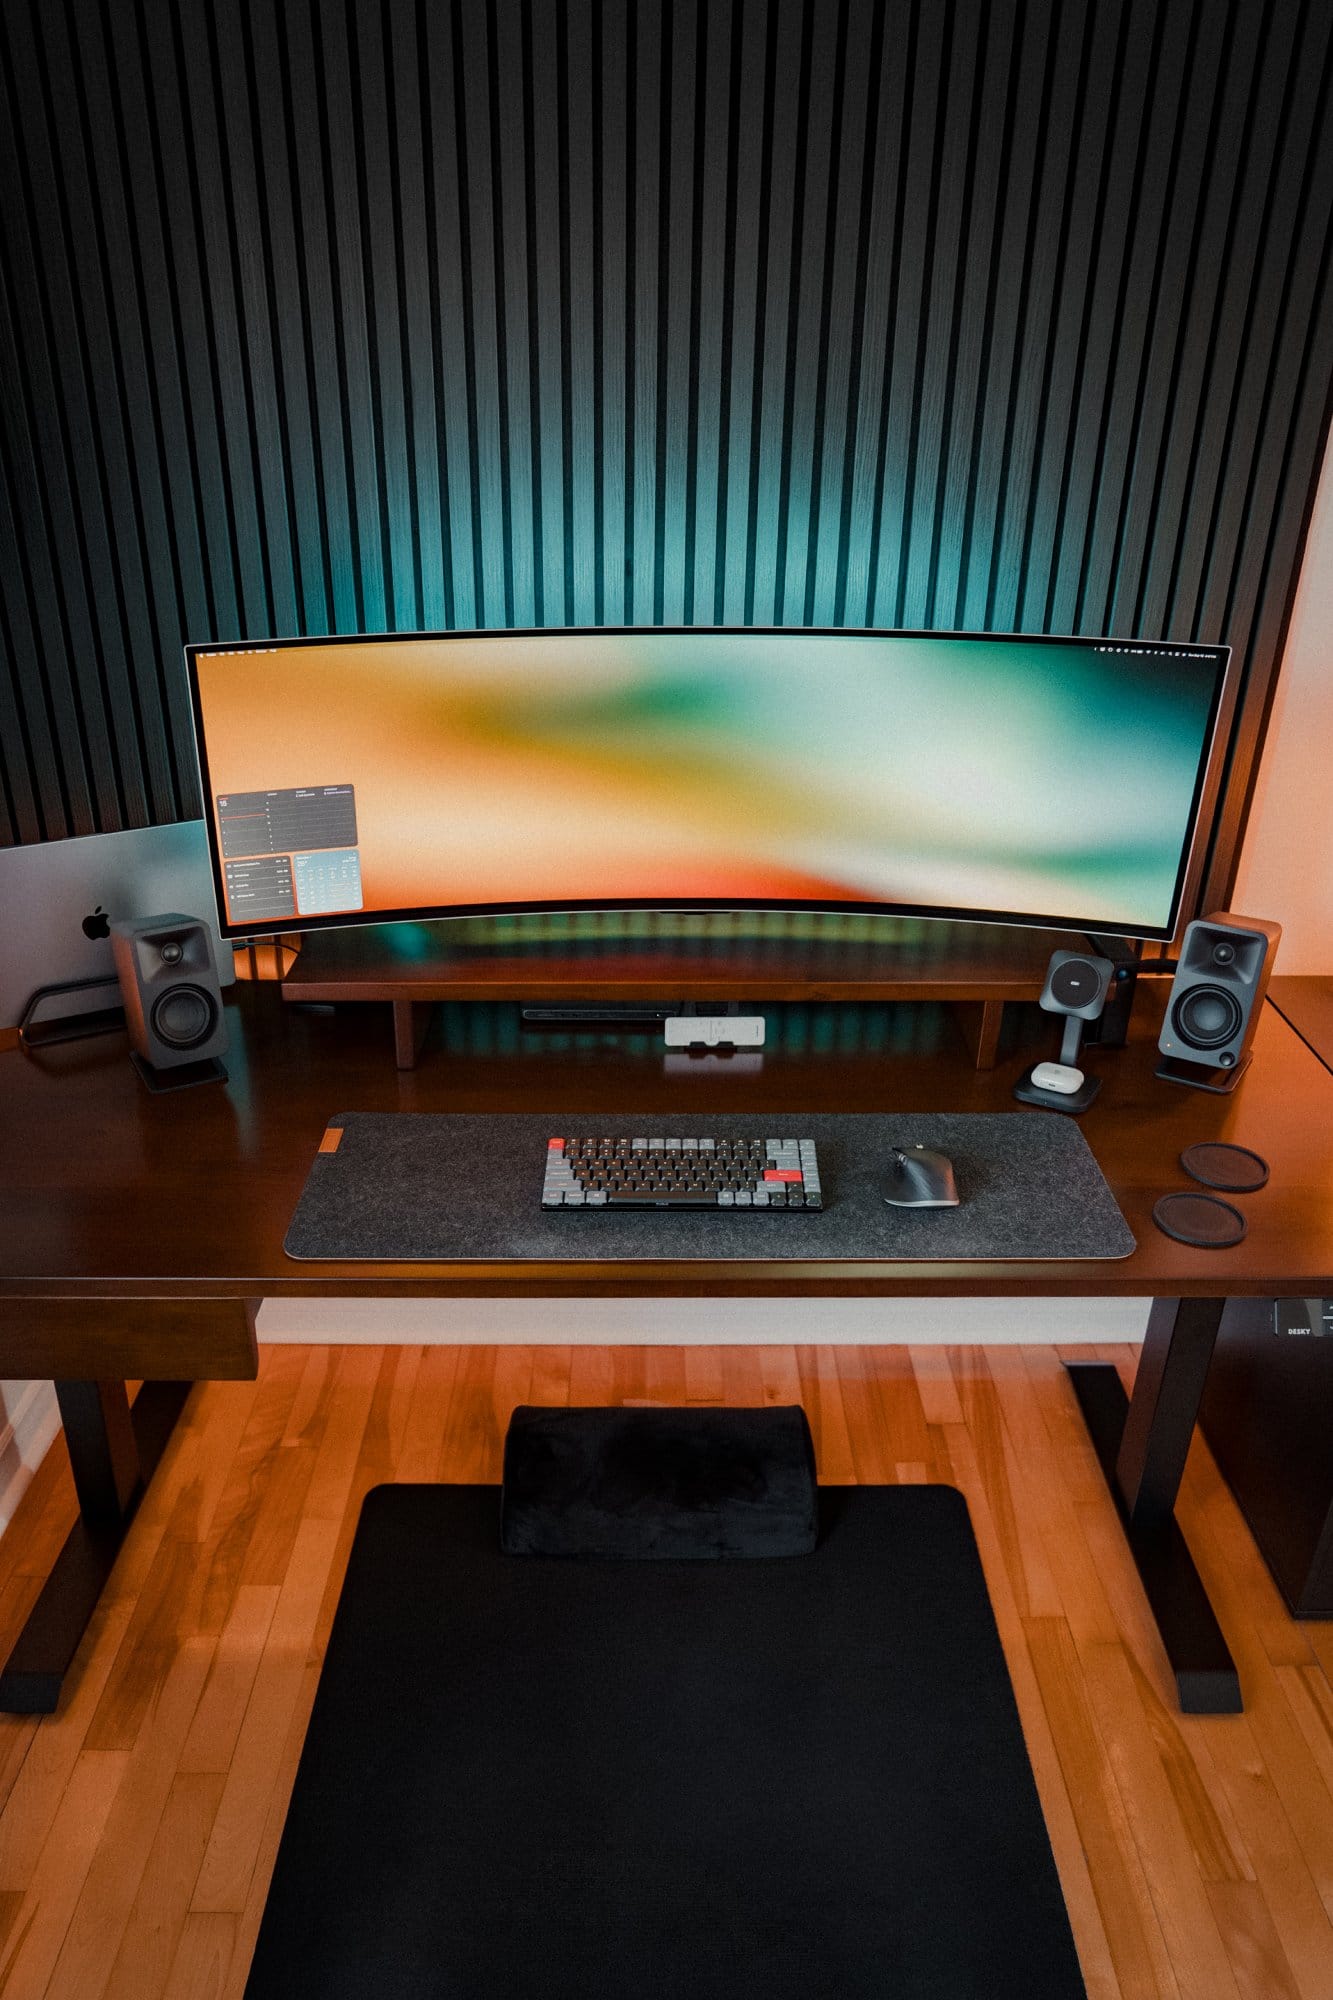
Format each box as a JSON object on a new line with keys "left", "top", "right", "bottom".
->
{"left": 2, "top": 982, "right": 1332, "bottom": 1714}
{"left": 1270, "top": 975, "right": 1333, "bottom": 1073}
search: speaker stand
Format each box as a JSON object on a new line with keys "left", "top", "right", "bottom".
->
{"left": 131, "top": 1053, "right": 229, "bottom": 1093}
{"left": 1154, "top": 1052, "right": 1251, "bottom": 1094}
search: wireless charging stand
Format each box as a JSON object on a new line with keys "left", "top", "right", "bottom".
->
{"left": 1013, "top": 1065, "right": 1102, "bottom": 1114}
{"left": 1014, "top": 1016, "right": 1101, "bottom": 1116}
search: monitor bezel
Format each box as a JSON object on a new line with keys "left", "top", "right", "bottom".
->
{"left": 185, "top": 625, "right": 1233, "bottom": 946}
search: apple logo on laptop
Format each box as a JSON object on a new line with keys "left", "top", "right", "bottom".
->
{"left": 82, "top": 905, "right": 111, "bottom": 941}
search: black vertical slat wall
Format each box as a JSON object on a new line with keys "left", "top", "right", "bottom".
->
{"left": 1, "top": 0, "right": 1332, "bottom": 912}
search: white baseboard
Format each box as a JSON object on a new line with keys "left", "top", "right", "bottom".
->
{"left": 257, "top": 1297, "right": 1151, "bottom": 1345}
{"left": 0, "top": 1381, "right": 61, "bottom": 1536}
{"left": 0, "top": 1299, "right": 1149, "bottom": 1544}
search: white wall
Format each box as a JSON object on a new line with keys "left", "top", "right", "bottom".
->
{"left": 0, "top": 1303, "right": 1145, "bottom": 1542}
{"left": 1231, "top": 429, "right": 1333, "bottom": 971}
{"left": 0, "top": 1380, "right": 60, "bottom": 1536}
{"left": 257, "top": 1299, "right": 1151, "bottom": 1343}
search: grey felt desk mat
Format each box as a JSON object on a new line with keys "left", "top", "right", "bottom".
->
{"left": 284, "top": 1111, "right": 1136, "bottom": 1262}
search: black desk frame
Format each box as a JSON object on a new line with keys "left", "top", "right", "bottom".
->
{"left": 1068, "top": 1297, "right": 1238, "bottom": 1714}
{"left": 0, "top": 1381, "right": 192, "bottom": 1713}
{"left": 2, "top": 1298, "right": 1242, "bottom": 1717}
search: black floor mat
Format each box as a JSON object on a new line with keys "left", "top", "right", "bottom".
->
{"left": 244, "top": 1483, "right": 1086, "bottom": 1999}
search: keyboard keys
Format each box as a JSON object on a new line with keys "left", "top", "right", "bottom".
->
{"left": 542, "top": 1136, "right": 823, "bottom": 1214}
{"left": 609, "top": 1190, "right": 702, "bottom": 1205}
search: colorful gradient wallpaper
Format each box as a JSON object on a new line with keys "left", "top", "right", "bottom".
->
{"left": 190, "top": 630, "right": 1224, "bottom": 937}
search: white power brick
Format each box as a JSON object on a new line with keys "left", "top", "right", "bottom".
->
{"left": 662, "top": 1014, "right": 766, "bottom": 1049}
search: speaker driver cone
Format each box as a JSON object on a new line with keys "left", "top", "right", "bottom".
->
{"left": 151, "top": 984, "right": 217, "bottom": 1050}
{"left": 1172, "top": 983, "right": 1243, "bottom": 1052}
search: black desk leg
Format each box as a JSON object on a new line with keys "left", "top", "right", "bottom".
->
{"left": 1067, "top": 1298, "right": 1241, "bottom": 1716}
{"left": 0, "top": 1379, "right": 192, "bottom": 1715}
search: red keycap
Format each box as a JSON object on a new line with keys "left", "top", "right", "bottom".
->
{"left": 548, "top": 1138, "right": 565, "bottom": 1150}
{"left": 763, "top": 1169, "right": 803, "bottom": 1182}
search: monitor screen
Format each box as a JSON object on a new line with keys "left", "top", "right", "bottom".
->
{"left": 187, "top": 628, "right": 1228, "bottom": 942}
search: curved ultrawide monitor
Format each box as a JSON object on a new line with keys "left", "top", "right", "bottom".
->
{"left": 186, "top": 627, "right": 1229, "bottom": 943}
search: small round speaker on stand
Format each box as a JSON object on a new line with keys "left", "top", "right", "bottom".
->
{"left": 1013, "top": 949, "right": 1115, "bottom": 1115}
{"left": 111, "top": 914, "right": 229, "bottom": 1092}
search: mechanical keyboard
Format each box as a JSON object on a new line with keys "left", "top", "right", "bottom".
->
{"left": 542, "top": 1135, "right": 823, "bottom": 1210}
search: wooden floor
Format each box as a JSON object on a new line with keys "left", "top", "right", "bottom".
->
{"left": 1, "top": 1344, "right": 1332, "bottom": 2000}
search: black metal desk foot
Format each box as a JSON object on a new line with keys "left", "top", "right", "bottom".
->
{"left": 1067, "top": 1361, "right": 1242, "bottom": 1715}
{"left": 0, "top": 1380, "right": 192, "bottom": 1715}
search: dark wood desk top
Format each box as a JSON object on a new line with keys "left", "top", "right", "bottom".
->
{"left": 1, "top": 982, "right": 1331, "bottom": 1302}
{"left": 1270, "top": 977, "right": 1333, "bottom": 1074}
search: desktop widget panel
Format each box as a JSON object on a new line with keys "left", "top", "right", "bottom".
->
{"left": 216, "top": 784, "right": 363, "bottom": 923}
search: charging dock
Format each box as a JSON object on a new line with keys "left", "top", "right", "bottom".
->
{"left": 1013, "top": 1063, "right": 1102, "bottom": 1115}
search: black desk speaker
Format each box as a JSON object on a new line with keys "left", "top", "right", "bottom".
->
{"left": 111, "top": 914, "right": 229, "bottom": 1089}
{"left": 1157, "top": 911, "right": 1280, "bottom": 1092}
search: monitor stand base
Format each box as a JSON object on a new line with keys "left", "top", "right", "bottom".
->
{"left": 279, "top": 917, "right": 1113, "bottom": 1073}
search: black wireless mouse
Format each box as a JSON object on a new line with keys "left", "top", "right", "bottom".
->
{"left": 881, "top": 1144, "right": 960, "bottom": 1208}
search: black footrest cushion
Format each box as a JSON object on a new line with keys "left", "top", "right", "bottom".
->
{"left": 500, "top": 1404, "right": 818, "bottom": 1559}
